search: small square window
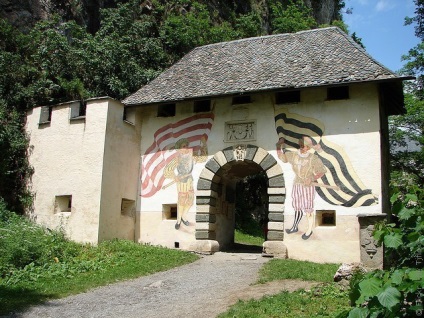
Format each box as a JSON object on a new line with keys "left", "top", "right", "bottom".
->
{"left": 193, "top": 100, "right": 211, "bottom": 113}
{"left": 55, "top": 195, "right": 72, "bottom": 213}
{"left": 39, "top": 106, "right": 52, "bottom": 124}
{"left": 327, "top": 86, "right": 349, "bottom": 100}
{"left": 157, "top": 103, "right": 176, "bottom": 117}
{"left": 276, "top": 91, "right": 300, "bottom": 104}
{"left": 121, "top": 198, "right": 135, "bottom": 217}
{"left": 232, "top": 95, "right": 251, "bottom": 105}
{"left": 315, "top": 210, "right": 336, "bottom": 226}
{"left": 163, "top": 204, "right": 177, "bottom": 220}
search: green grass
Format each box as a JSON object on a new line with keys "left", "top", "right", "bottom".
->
{"left": 218, "top": 284, "right": 350, "bottom": 318}
{"left": 259, "top": 258, "right": 341, "bottom": 283}
{"left": 0, "top": 240, "right": 198, "bottom": 315}
{"left": 218, "top": 258, "right": 350, "bottom": 318}
{"left": 234, "top": 229, "right": 264, "bottom": 246}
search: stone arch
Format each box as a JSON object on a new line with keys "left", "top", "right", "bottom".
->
{"left": 194, "top": 144, "right": 286, "bottom": 254}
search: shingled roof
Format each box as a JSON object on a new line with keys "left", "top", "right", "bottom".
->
{"left": 123, "top": 27, "right": 405, "bottom": 106}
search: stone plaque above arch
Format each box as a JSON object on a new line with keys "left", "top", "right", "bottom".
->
{"left": 224, "top": 120, "right": 256, "bottom": 142}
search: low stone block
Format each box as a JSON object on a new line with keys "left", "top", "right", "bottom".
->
{"left": 268, "top": 195, "right": 285, "bottom": 203}
{"left": 189, "top": 240, "right": 220, "bottom": 255}
{"left": 268, "top": 221, "right": 284, "bottom": 231}
{"left": 268, "top": 175, "right": 285, "bottom": 187}
{"left": 262, "top": 241, "right": 287, "bottom": 258}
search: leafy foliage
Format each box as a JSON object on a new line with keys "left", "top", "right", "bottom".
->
{"left": 270, "top": 0, "right": 317, "bottom": 34}
{"left": 348, "top": 188, "right": 423, "bottom": 317}
{"left": 235, "top": 172, "right": 268, "bottom": 237}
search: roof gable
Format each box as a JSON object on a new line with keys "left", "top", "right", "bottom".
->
{"left": 123, "top": 27, "right": 401, "bottom": 106}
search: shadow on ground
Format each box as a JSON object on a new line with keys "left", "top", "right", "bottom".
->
{"left": 222, "top": 243, "right": 263, "bottom": 254}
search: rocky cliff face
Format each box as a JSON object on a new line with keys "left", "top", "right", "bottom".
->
{"left": 0, "top": 0, "right": 341, "bottom": 34}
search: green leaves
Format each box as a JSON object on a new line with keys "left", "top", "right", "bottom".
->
{"left": 358, "top": 278, "right": 382, "bottom": 298}
{"left": 376, "top": 286, "right": 401, "bottom": 310}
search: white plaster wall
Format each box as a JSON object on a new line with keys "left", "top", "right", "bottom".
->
{"left": 26, "top": 99, "right": 109, "bottom": 243}
{"left": 136, "top": 83, "right": 383, "bottom": 263}
{"left": 98, "top": 101, "right": 141, "bottom": 242}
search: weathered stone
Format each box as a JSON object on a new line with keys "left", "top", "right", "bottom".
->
{"left": 268, "top": 175, "right": 285, "bottom": 187}
{"left": 222, "top": 146, "right": 235, "bottom": 163}
{"left": 244, "top": 145, "right": 258, "bottom": 161}
{"left": 267, "top": 230, "right": 284, "bottom": 241}
{"left": 196, "top": 196, "right": 217, "bottom": 206}
{"left": 199, "top": 167, "right": 215, "bottom": 181}
{"left": 262, "top": 241, "right": 287, "bottom": 258}
{"left": 265, "top": 164, "right": 284, "bottom": 179}
{"left": 196, "top": 213, "right": 216, "bottom": 223}
{"left": 195, "top": 222, "right": 217, "bottom": 231}
{"left": 260, "top": 154, "right": 277, "bottom": 171}
{"left": 333, "top": 263, "right": 367, "bottom": 282}
{"left": 268, "top": 221, "right": 284, "bottom": 231}
{"left": 205, "top": 158, "right": 221, "bottom": 174}
{"left": 267, "top": 187, "right": 286, "bottom": 195}
{"left": 253, "top": 147, "right": 268, "bottom": 165}
{"left": 188, "top": 240, "right": 219, "bottom": 255}
{"left": 195, "top": 230, "right": 216, "bottom": 240}
{"left": 268, "top": 203, "right": 284, "bottom": 213}
{"left": 213, "top": 151, "right": 227, "bottom": 167}
{"left": 268, "top": 212, "right": 284, "bottom": 222}
{"left": 357, "top": 213, "right": 387, "bottom": 269}
{"left": 268, "top": 194, "right": 285, "bottom": 203}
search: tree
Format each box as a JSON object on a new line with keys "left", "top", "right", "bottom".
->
{"left": 270, "top": 0, "right": 317, "bottom": 34}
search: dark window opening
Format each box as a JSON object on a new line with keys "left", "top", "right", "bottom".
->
{"left": 170, "top": 207, "right": 178, "bottom": 219}
{"left": 316, "top": 210, "right": 336, "bottom": 226}
{"left": 327, "top": 86, "right": 349, "bottom": 100}
{"left": 276, "top": 91, "right": 300, "bottom": 104}
{"left": 79, "top": 101, "right": 87, "bottom": 117}
{"left": 194, "top": 99, "right": 211, "bottom": 113}
{"left": 232, "top": 95, "right": 251, "bottom": 105}
{"left": 157, "top": 103, "right": 176, "bottom": 117}
{"left": 174, "top": 242, "right": 180, "bottom": 248}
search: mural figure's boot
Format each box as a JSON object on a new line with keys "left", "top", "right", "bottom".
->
{"left": 175, "top": 222, "right": 181, "bottom": 230}
{"left": 181, "top": 218, "right": 190, "bottom": 226}
{"left": 286, "top": 210, "right": 303, "bottom": 234}
{"left": 302, "top": 213, "right": 314, "bottom": 240}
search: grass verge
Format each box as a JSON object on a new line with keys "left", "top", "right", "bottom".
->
{"left": 0, "top": 240, "right": 198, "bottom": 315}
{"left": 234, "top": 229, "right": 264, "bottom": 246}
{"left": 218, "top": 258, "right": 350, "bottom": 318}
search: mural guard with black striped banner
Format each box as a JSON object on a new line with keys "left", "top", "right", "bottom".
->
{"left": 275, "top": 108, "right": 378, "bottom": 208}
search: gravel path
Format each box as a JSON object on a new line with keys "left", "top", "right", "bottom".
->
{"left": 9, "top": 252, "right": 269, "bottom": 318}
{"left": 8, "top": 251, "right": 317, "bottom": 318}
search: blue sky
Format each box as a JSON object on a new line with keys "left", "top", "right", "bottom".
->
{"left": 342, "top": 0, "right": 420, "bottom": 72}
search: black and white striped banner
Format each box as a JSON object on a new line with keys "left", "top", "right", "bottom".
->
{"left": 275, "top": 108, "right": 378, "bottom": 207}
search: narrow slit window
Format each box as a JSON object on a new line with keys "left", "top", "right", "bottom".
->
{"left": 157, "top": 103, "right": 176, "bottom": 117}
{"left": 232, "top": 95, "right": 251, "bottom": 105}
{"left": 276, "top": 91, "right": 300, "bottom": 104}
{"left": 327, "top": 86, "right": 349, "bottom": 100}
{"left": 193, "top": 99, "right": 211, "bottom": 113}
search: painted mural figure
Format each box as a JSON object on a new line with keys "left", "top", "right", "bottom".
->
{"left": 164, "top": 136, "right": 208, "bottom": 230}
{"left": 276, "top": 136, "right": 327, "bottom": 240}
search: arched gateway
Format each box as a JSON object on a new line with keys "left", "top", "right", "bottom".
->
{"left": 192, "top": 144, "right": 288, "bottom": 257}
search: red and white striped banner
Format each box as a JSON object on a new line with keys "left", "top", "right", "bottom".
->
{"left": 141, "top": 113, "right": 214, "bottom": 197}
